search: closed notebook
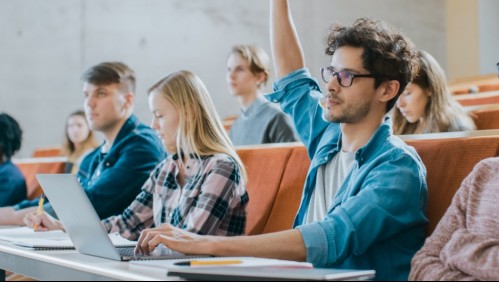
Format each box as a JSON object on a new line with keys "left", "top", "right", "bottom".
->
{"left": 167, "top": 266, "right": 376, "bottom": 281}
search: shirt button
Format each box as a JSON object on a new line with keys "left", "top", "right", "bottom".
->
{"left": 106, "top": 162, "right": 110, "bottom": 166}
{"left": 272, "top": 99, "right": 278, "bottom": 102}
{"left": 325, "top": 157, "right": 328, "bottom": 162}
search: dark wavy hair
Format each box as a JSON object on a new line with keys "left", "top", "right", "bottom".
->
{"left": 0, "top": 113, "right": 23, "bottom": 161}
{"left": 325, "top": 17, "right": 419, "bottom": 113}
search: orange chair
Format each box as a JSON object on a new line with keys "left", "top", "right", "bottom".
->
{"left": 478, "top": 83, "right": 499, "bottom": 93}
{"left": 14, "top": 157, "right": 70, "bottom": 200}
{"left": 455, "top": 90, "right": 499, "bottom": 106}
{"left": 237, "top": 145, "right": 294, "bottom": 235}
{"left": 469, "top": 105, "right": 499, "bottom": 130}
{"left": 406, "top": 135, "right": 499, "bottom": 235}
{"left": 261, "top": 146, "right": 309, "bottom": 234}
{"left": 32, "top": 146, "right": 62, "bottom": 158}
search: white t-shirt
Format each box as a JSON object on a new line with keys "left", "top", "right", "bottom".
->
{"left": 304, "top": 150, "right": 356, "bottom": 225}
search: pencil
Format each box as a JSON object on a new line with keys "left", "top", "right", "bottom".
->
{"left": 33, "top": 193, "right": 45, "bottom": 231}
{"left": 174, "top": 260, "right": 242, "bottom": 266}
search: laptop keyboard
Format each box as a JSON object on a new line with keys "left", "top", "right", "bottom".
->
{"left": 117, "top": 247, "right": 136, "bottom": 258}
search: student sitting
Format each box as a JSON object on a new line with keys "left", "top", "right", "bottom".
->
{"left": 0, "top": 62, "right": 165, "bottom": 225}
{"left": 393, "top": 50, "right": 476, "bottom": 134}
{"left": 0, "top": 113, "right": 27, "bottom": 207}
{"left": 123, "top": 1, "right": 428, "bottom": 280}
{"left": 24, "top": 70, "right": 249, "bottom": 239}
{"left": 410, "top": 157, "right": 499, "bottom": 280}
{"left": 227, "top": 45, "right": 298, "bottom": 145}
{"left": 61, "top": 110, "right": 99, "bottom": 173}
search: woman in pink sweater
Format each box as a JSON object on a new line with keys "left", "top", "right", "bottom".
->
{"left": 410, "top": 157, "right": 499, "bottom": 280}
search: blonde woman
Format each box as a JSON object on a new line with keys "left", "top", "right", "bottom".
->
{"left": 393, "top": 50, "right": 476, "bottom": 134}
{"left": 24, "top": 71, "right": 249, "bottom": 240}
{"left": 61, "top": 110, "right": 99, "bottom": 173}
{"left": 227, "top": 45, "right": 297, "bottom": 145}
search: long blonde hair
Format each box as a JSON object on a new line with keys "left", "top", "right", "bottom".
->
{"left": 148, "top": 71, "right": 247, "bottom": 181}
{"left": 393, "top": 50, "right": 476, "bottom": 134}
{"left": 61, "top": 110, "right": 99, "bottom": 163}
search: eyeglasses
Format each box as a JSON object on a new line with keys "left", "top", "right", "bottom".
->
{"left": 320, "top": 67, "right": 377, "bottom": 87}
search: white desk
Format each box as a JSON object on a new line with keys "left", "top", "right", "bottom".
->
{"left": 0, "top": 241, "right": 177, "bottom": 281}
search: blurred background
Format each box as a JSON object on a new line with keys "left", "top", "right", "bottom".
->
{"left": 1, "top": 0, "right": 498, "bottom": 157}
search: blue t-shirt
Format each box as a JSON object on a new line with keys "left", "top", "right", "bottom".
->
{"left": 266, "top": 68, "right": 428, "bottom": 281}
{"left": 16, "top": 115, "right": 166, "bottom": 220}
{"left": 0, "top": 160, "right": 27, "bottom": 207}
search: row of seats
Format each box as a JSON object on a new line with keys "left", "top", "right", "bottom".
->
{"left": 16, "top": 130, "right": 499, "bottom": 238}
{"left": 239, "top": 130, "right": 499, "bottom": 237}
{"left": 449, "top": 74, "right": 499, "bottom": 95}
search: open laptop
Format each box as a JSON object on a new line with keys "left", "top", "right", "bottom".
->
{"left": 36, "top": 174, "right": 210, "bottom": 261}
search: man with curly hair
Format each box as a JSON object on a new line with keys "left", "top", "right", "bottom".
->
{"left": 0, "top": 113, "right": 27, "bottom": 207}
{"left": 132, "top": 1, "right": 428, "bottom": 280}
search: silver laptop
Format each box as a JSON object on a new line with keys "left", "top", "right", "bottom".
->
{"left": 36, "top": 174, "right": 209, "bottom": 261}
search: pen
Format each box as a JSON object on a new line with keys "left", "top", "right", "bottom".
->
{"left": 33, "top": 193, "right": 45, "bottom": 231}
{"left": 174, "top": 260, "right": 242, "bottom": 266}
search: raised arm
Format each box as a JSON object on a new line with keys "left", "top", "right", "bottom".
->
{"left": 271, "top": 0, "right": 305, "bottom": 79}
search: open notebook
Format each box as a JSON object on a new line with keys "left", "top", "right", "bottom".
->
{"left": 0, "top": 227, "right": 135, "bottom": 250}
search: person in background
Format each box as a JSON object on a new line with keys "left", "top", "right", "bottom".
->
{"left": 393, "top": 50, "right": 476, "bottom": 135}
{"left": 227, "top": 45, "right": 298, "bottom": 145}
{"left": 61, "top": 110, "right": 99, "bottom": 173}
{"left": 0, "top": 62, "right": 165, "bottom": 225}
{"left": 24, "top": 70, "right": 249, "bottom": 240}
{"left": 410, "top": 157, "right": 499, "bottom": 280}
{"left": 127, "top": 1, "right": 428, "bottom": 280}
{"left": 0, "top": 113, "right": 27, "bottom": 207}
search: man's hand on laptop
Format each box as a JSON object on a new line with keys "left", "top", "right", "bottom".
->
{"left": 24, "top": 211, "right": 65, "bottom": 232}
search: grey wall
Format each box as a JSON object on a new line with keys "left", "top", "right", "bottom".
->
{"left": 0, "top": 0, "right": 446, "bottom": 157}
{"left": 478, "top": 0, "right": 499, "bottom": 74}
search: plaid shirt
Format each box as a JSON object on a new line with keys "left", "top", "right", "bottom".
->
{"left": 103, "top": 153, "right": 248, "bottom": 240}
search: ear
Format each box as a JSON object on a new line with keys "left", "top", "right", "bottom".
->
{"left": 256, "top": 72, "right": 266, "bottom": 87}
{"left": 378, "top": 80, "right": 400, "bottom": 103}
{"left": 123, "top": 92, "right": 134, "bottom": 110}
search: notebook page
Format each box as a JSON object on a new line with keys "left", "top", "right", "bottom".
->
{"left": 131, "top": 256, "right": 313, "bottom": 269}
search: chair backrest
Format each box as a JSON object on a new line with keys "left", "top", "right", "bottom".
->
{"left": 13, "top": 157, "right": 70, "bottom": 200}
{"left": 237, "top": 145, "right": 294, "bottom": 235}
{"left": 468, "top": 104, "right": 499, "bottom": 130}
{"left": 32, "top": 146, "right": 62, "bottom": 158}
{"left": 261, "top": 146, "right": 309, "bottom": 234}
{"left": 478, "top": 82, "right": 499, "bottom": 93}
{"left": 456, "top": 90, "right": 499, "bottom": 106}
{"left": 405, "top": 135, "right": 499, "bottom": 235}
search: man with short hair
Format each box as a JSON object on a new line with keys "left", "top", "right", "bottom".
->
{"left": 133, "top": 1, "right": 428, "bottom": 280}
{"left": 0, "top": 62, "right": 165, "bottom": 224}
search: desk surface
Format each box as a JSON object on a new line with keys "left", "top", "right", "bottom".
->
{"left": 0, "top": 240, "right": 177, "bottom": 281}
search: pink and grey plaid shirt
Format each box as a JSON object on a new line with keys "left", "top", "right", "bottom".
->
{"left": 103, "top": 153, "right": 248, "bottom": 240}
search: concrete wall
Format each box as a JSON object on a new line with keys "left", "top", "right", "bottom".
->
{"left": 478, "top": 0, "right": 499, "bottom": 75}
{"left": 1, "top": 0, "right": 447, "bottom": 157}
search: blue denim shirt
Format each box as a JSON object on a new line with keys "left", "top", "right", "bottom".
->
{"left": 266, "top": 68, "right": 428, "bottom": 281}
{"left": 16, "top": 115, "right": 166, "bottom": 220}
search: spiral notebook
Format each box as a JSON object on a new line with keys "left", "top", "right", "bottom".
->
{"left": 0, "top": 227, "right": 135, "bottom": 250}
